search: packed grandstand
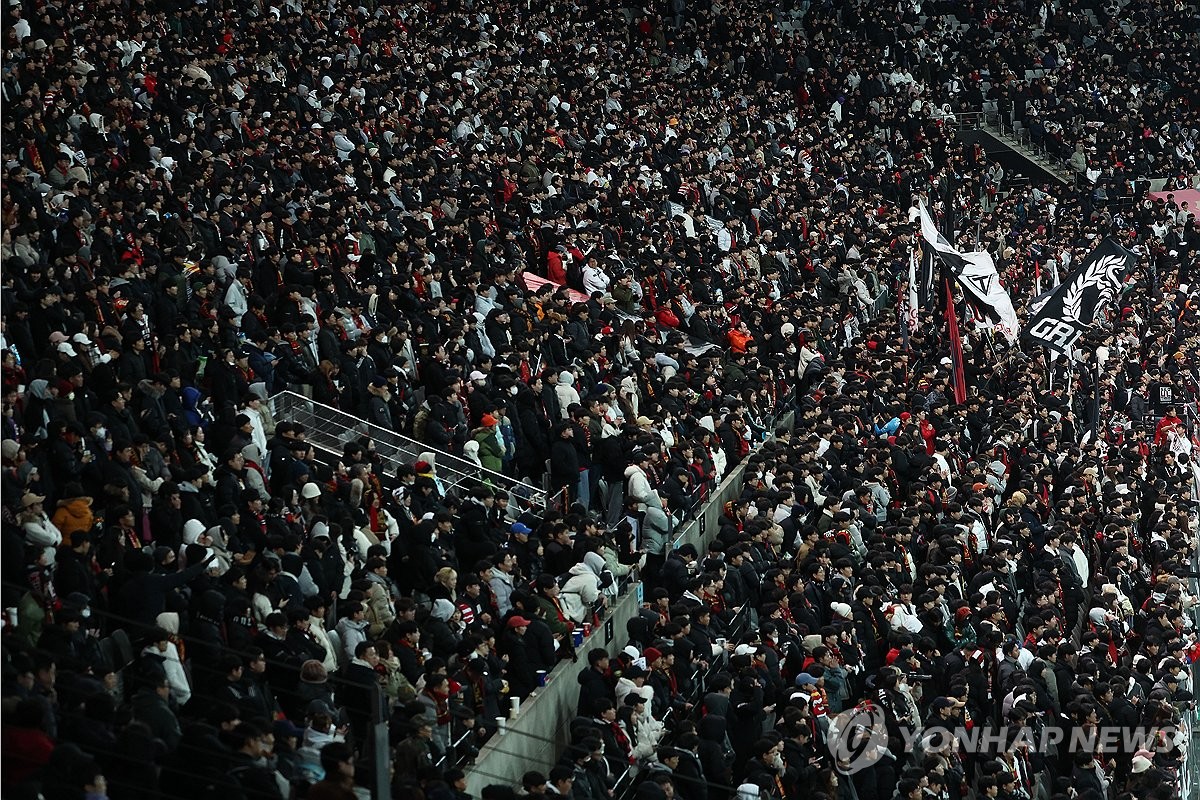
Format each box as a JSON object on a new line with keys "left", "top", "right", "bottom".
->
{"left": 1, "top": 0, "right": 1199, "bottom": 799}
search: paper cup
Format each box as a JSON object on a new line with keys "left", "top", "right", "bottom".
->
{"left": 537, "top": 670, "right": 548, "bottom": 687}
{"left": 510, "top": 697, "right": 521, "bottom": 717}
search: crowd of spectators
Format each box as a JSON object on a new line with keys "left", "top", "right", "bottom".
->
{"left": 2, "top": 0, "right": 1200, "bottom": 798}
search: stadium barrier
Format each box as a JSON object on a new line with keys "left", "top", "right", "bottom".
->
{"left": 464, "top": 410, "right": 795, "bottom": 794}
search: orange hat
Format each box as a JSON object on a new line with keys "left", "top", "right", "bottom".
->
{"left": 481, "top": 414, "right": 498, "bottom": 427}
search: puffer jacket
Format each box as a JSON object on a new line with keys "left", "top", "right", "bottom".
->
{"left": 473, "top": 428, "right": 504, "bottom": 472}
{"left": 52, "top": 498, "right": 95, "bottom": 537}
{"left": 555, "top": 372, "right": 581, "bottom": 419}
{"left": 560, "top": 552, "right": 604, "bottom": 624}
{"left": 364, "top": 582, "right": 395, "bottom": 638}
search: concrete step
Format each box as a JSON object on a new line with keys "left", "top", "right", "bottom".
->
{"left": 981, "top": 122, "right": 1073, "bottom": 184}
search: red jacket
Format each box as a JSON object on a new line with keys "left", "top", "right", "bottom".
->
{"left": 547, "top": 252, "right": 567, "bottom": 284}
{"left": 1153, "top": 415, "right": 1184, "bottom": 447}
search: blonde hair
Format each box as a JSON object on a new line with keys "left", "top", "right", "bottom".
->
{"left": 435, "top": 567, "right": 457, "bottom": 587}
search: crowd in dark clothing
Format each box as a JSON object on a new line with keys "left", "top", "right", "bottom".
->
{"left": 1, "top": 0, "right": 1199, "bottom": 798}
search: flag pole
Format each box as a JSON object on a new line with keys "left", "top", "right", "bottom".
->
{"left": 945, "top": 277, "right": 968, "bottom": 405}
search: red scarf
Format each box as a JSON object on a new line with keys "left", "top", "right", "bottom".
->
{"left": 424, "top": 687, "right": 450, "bottom": 725}
{"left": 610, "top": 720, "right": 632, "bottom": 760}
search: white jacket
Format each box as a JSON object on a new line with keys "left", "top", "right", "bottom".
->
{"left": 244, "top": 407, "right": 269, "bottom": 462}
{"left": 336, "top": 616, "right": 369, "bottom": 663}
{"left": 624, "top": 465, "right": 658, "bottom": 508}
{"left": 582, "top": 264, "right": 611, "bottom": 296}
{"left": 153, "top": 612, "right": 192, "bottom": 704}
{"left": 615, "top": 677, "right": 654, "bottom": 705}
{"left": 142, "top": 640, "right": 191, "bottom": 705}
{"left": 23, "top": 513, "right": 63, "bottom": 564}
{"left": 698, "top": 417, "right": 728, "bottom": 477}
{"left": 555, "top": 373, "right": 581, "bottom": 419}
{"left": 309, "top": 617, "right": 339, "bottom": 673}
{"left": 630, "top": 714, "right": 665, "bottom": 761}
{"left": 559, "top": 556, "right": 603, "bottom": 624}
{"left": 224, "top": 279, "right": 249, "bottom": 324}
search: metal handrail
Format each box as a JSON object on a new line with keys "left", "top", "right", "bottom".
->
{"left": 608, "top": 602, "right": 753, "bottom": 800}
{"left": 1184, "top": 527, "right": 1200, "bottom": 800}
{"left": 268, "top": 390, "right": 548, "bottom": 514}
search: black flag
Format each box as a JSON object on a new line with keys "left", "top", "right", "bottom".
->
{"left": 1024, "top": 238, "right": 1136, "bottom": 355}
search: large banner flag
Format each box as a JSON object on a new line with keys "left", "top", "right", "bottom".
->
{"left": 918, "top": 203, "right": 1019, "bottom": 342}
{"left": 945, "top": 278, "right": 968, "bottom": 404}
{"left": 1023, "top": 237, "right": 1136, "bottom": 355}
{"left": 905, "top": 249, "right": 920, "bottom": 333}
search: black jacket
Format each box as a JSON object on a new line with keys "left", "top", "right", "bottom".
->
{"left": 456, "top": 498, "right": 498, "bottom": 569}
{"left": 576, "top": 665, "right": 615, "bottom": 717}
{"left": 549, "top": 436, "right": 580, "bottom": 489}
{"left": 500, "top": 629, "right": 537, "bottom": 699}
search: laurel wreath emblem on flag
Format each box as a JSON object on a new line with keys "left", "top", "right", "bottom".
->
{"left": 1062, "top": 253, "right": 1126, "bottom": 324}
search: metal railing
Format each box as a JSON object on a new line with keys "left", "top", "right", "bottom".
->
{"left": 268, "top": 390, "right": 548, "bottom": 515}
{"left": 1183, "top": 531, "right": 1200, "bottom": 800}
{"left": 610, "top": 602, "right": 755, "bottom": 800}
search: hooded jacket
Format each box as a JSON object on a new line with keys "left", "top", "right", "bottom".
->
{"left": 489, "top": 568, "right": 516, "bottom": 617}
{"left": 560, "top": 552, "right": 604, "bottom": 624}
{"left": 52, "top": 497, "right": 95, "bottom": 537}
{"left": 555, "top": 371, "right": 581, "bottom": 419}
{"left": 422, "top": 598, "right": 460, "bottom": 658}
{"left": 335, "top": 615, "right": 369, "bottom": 664}
{"left": 625, "top": 464, "right": 670, "bottom": 554}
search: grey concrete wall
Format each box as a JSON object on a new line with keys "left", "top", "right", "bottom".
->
{"left": 464, "top": 584, "right": 643, "bottom": 796}
{"left": 464, "top": 411, "right": 794, "bottom": 794}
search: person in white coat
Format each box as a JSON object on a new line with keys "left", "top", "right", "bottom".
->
{"left": 624, "top": 452, "right": 672, "bottom": 556}
{"left": 560, "top": 552, "right": 606, "bottom": 625}
{"left": 697, "top": 418, "right": 728, "bottom": 478}
{"left": 582, "top": 260, "right": 611, "bottom": 296}
{"left": 615, "top": 665, "right": 655, "bottom": 705}
{"left": 238, "top": 397, "right": 270, "bottom": 460}
{"left": 335, "top": 603, "right": 370, "bottom": 664}
{"left": 555, "top": 371, "right": 581, "bottom": 418}
{"left": 147, "top": 615, "right": 192, "bottom": 705}
{"left": 223, "top": 271, "right": 250, "bottom": 325}
{"left": 20, "top": 493, "right": 63, "bottom": 565}
{"left": 304, "top": 597, "right": 340, "bottom": 673}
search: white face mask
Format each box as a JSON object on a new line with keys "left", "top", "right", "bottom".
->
{"left": 94, "top": 426, "right": 107, "bottom": 440}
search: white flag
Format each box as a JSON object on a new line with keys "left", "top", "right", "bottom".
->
{"left": 918, "top": 202, "right": 1019, "bottom": 343}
